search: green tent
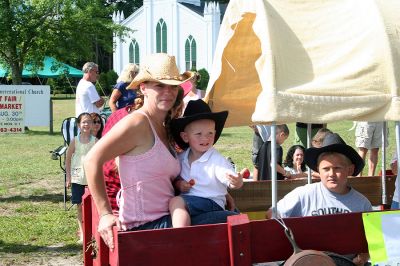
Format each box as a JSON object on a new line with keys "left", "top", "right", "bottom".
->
{"left": 0, "top": 56, "right": 83, "bottom": 78}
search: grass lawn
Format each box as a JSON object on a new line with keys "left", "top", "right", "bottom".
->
{"left": 0, "top": 97, "right": 397, "bottom": 265}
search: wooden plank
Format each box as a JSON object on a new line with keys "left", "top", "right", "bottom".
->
{"left": 227, "top": 214, "right": 252, "bottom": 266}
{"left": 230, "top": 179, "right": 307, "bottom": 212}
{"left": 342, "top": 176, "right": 395, "bottom": 206}
{"left": 82, "top": 189, "right": 93, "bottom": 266}
{"left": 230, "top": 176, "right": 397, "bottom": 213}
{"left": 249, "top": 212, "right": 369, "bottom": 263}
{"left": 116, "top": 224, "right": 230, "bottom": 266}
{"left": 91, "top": 198, "right": 109, "bottom": 266}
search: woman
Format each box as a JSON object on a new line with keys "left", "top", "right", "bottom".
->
{"left": 283, "top": 145, "right": 308, "bottom": 179}
{"left": 90, "top": 112, "right": 104, "bottom": 139}
{"left": 85, "top": 53, "right": 235, "bottom": 250}
{"left": 109, "top": 63, "right": 139, "bottom": 112}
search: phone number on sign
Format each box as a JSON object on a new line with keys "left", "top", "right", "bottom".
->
{"left": 0, "top": 127, "right": 23, "bottom": 133}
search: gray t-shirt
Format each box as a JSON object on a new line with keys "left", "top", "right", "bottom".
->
{"left": 277, "top": 182, "right": 373, "bottom": 218}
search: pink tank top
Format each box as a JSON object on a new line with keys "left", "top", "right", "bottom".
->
{"left": 117, "top": 111, "right": 180, "bottom": 230}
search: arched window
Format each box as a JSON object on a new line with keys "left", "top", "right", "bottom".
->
{"left": 129, "top": 39, "right": 140, "bottom": 64}
{"left": 156, "top": 19, "right": 167, "bottom": 53}
{"left": 185, "top": 35, "right": 197, "bottom": 70}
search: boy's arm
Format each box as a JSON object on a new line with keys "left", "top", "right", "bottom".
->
{"left": 226, "top": 172, "right": 243, "bottom": 189}
{"left": 173, "top": 176, "right": 192, "bottom": 193}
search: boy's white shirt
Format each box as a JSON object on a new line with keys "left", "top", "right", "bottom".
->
{"left": 178, "top": 147, "right": 235, "bottom": 209}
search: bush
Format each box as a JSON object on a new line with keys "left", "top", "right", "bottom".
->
{"left": 97, "top": 70, "right": 118, "bottom": 96}
{"left": 46, "top": 75, "right": 73, "bottom": 96}
{"left": 196, "top": 68, "right": 210, "bottom": 91}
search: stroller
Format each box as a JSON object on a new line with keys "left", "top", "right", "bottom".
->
{"left": 50, "top": 117, "right": 78, "bottom": 210}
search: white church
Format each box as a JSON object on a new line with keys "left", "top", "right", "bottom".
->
{"left": 112, "top": 0, "right": 226, "bottom": 74}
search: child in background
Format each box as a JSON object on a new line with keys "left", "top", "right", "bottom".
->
{"left": 169, "top": 99, "right": 243, "bottom": 228}
{"left": 312, "top": 128, "right": 332, "bottom": 148}
{"left": 90, "top": 112, "right": 103, "bottom": 139}
{"left": 255, "top": 124, "right": 290, "bottom": 180}
{"left": 65, "top": 112, "right": 97, "bottom": 243}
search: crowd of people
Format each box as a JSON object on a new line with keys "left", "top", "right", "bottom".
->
{"left": 64, "top": 53, "right": 398, "bottom": 265}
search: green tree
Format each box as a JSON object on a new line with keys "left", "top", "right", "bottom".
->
{"left": 0, "top": 0, "right": 130, "bottom": 84}
{"left": 196, "top": 68, "right": 210, "bottom": 90}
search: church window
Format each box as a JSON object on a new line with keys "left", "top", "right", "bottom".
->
{"left": 129, "top": 39, "right": 140, "bottom": 64}
{"left": 156, "top": 19, "right": 167, "bottom": 53}
{"left": 185, "top": 35, "right": 197, "bottom": 70}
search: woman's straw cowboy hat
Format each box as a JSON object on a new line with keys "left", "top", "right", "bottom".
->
{"left": 304, "top": 133, "right": 365, "bottom": 176}
{"left": 127, "top": 53, "right": 195, "bottom": 89}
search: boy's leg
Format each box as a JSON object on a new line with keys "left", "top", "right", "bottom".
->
{"left": 169, "top": 196, "right": 190, "bottom": 228}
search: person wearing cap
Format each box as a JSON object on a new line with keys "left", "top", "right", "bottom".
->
{"left": 266, "top": 133, "right": 372, "bottom": 265}
{"left": 169, "top": 99, "right": 243, "bottom": 227}
{"left": 75, "top": 62, "right": 104, "bottom": 116}
{"left": 85, "top": 53, "right": 237, "bottom": 250}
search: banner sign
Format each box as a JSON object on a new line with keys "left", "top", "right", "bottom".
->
{"left": 362, "top": 210, "right": 400, "bottom": 265}
{"left": 0, "top": 85, "right": 50, "bottom": 128}
{"left": 0, "top": 94, "right": 25, "bottom": 133}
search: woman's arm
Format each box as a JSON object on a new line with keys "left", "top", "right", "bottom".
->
{"left": 109, "top": 89, "right": 122, "bottom": 112}
{"left": 65, "top": 139, "right": 75, "bottom": 188}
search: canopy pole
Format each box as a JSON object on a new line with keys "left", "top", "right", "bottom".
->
{"left": 307, "top": 124, "right": 312, "bottom": 184}
{"left": 395, "top": 122, "right": 400, "bottom": 207}
{"left": 66, "top": 78, "right": 75, "bottom": 95}
{"left": 271, "top": 123, "right": 278, "bottom": 218}
{"left": 381, "top": 121, "right": 387, "bottom": 205}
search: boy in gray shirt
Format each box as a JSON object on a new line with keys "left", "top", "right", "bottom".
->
{"left": 267, "top": 133, "right": 372, "bottom": 265}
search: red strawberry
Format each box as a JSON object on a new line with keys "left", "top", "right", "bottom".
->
{"left": 241, "top": 168, "right": 250, "bottom": 179}
{"left": 188, "top": 179, "right": 195, "bottom": 186}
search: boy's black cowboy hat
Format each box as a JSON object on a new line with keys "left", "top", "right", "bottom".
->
{"left": 304, "top": 133, "right": 364, "bottom": 176}
{"left": 171, "top": 99, "right": 228, "bottom": 150}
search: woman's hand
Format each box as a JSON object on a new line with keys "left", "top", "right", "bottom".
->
{"left": 97, "top": 213, "right": 120, "bottom": 251}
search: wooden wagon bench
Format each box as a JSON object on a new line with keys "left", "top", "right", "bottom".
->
{"left": 82, "top": 175, "right": 397, "bottom": 266}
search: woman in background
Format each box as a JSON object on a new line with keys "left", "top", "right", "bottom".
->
{"left": 109, "top": 63, "right": 139, "bottom": 112}
{"left": 283, "top": 145, "right": 307, "bottom": 179}
{"left": 90, "top": 112, "right": 103, "bottom": 139}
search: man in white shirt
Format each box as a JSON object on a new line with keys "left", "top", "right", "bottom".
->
{"left": 75, "top": 62, "right": 104, "bottom": 116}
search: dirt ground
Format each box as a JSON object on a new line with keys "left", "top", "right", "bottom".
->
{"left": 0, "top": 244, "right": 83, "bottom": 266}
{"left": 0, "top": 255, "right": 82, "bottom": 266}
{"left": 0, "top": 253, "right": 82, "bottom": 266}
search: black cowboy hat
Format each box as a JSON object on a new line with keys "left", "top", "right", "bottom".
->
{"left": 304, "top": 133, "right": 365, "bottom": 176}
{"left": 171, "top": 99, "right": 228, "bottom": 150}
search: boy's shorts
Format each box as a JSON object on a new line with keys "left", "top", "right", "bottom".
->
{"left": 181, "top": 195, "right": 223, "bottom": 216}
{"left": 128, "top": 215, "right": 172, "bottom": 231}
{"left": 71, "top": 183, "right": 86, "bottom": 204}
{"left": 355, "top": 122, "right": 388, "bottom": 149}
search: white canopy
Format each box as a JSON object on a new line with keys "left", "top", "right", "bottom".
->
{"left": 205, "top": 0, "right": 400, "bottom": 127}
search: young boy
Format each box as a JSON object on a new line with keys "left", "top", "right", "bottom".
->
{"left": 255, "top": 124, "right": 290, "bottom": 180}
{"left": 169, "top": 99, "right": 243, "bottom": 228}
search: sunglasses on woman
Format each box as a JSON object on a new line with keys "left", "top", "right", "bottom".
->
{"left": 93, "top": 120, "right": 101, "bottom": 124}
